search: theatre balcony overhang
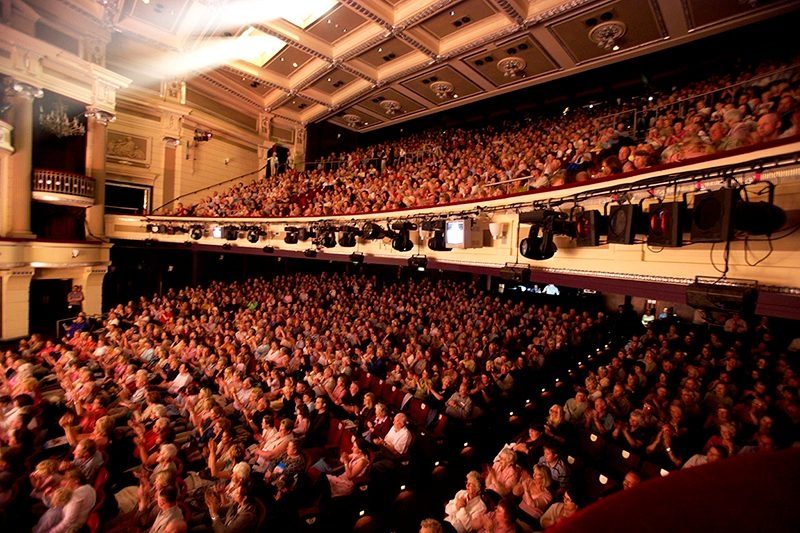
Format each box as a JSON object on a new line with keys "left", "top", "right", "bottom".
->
{"left": 32, "top": 169, "right": 96, "bottom": 208}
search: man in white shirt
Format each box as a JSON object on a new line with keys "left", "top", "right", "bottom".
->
{"left": 51, "top": 469, "right": 96, "bottom": 533}
{"left": 168, "top": 364, "right": 193, "bottom": 395}
{"left": 375, "top": 413, "right": 411, "bottom": 457}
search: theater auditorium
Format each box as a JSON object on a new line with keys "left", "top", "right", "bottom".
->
{"left": 1, "top": 1, "right": 799, "bottom": 532}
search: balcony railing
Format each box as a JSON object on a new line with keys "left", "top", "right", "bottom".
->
{"left": 33, "top": 169, "right": 95, "bottom": 200}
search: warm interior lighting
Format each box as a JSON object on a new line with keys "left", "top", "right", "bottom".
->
{"left": 237, "top": 26, "right": 286, "bottom": 67}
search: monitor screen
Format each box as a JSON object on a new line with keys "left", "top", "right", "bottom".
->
{"left": 446, "top": 220, "right": 466, "bottom": 247}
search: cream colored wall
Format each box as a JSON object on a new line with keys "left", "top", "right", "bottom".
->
{"left": 179, "top": 125, "right": 259, "bottom": 198}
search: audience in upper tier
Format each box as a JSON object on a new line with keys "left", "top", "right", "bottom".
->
{"left": 165, "top": 56, "right": 800, "bottom": 218}
{"left": 0, "top": 272, "right": 797, "bottom": 532}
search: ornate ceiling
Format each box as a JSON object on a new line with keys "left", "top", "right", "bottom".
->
{"left": 38, "top": 0, "right": 800, "bottom": 131}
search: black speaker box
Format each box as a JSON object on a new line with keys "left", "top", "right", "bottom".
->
{"left": 690, "top": 189, "right": 736, "bottom": 242}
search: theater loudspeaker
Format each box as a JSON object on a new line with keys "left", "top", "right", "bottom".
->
{"left": 499, "top": 265, "right": 530, "bottom": 283}
{"left": 647, "top": 202, "right": 682, "bottom": 247}
{"left": 606, "top": 205, "right": 639, "bottom": 244}
{"left": 686, "top": 281, "right": 758, "bottom": 315}
{"left": 690, "top": 189, "right": 736, "bottom": 242}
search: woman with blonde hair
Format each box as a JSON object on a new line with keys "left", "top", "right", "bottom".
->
{"left": 513, "top": 464, "right": 553, "bottom": 524}
{"left": 485, "top": 448, "right": 520, "bottom": 497}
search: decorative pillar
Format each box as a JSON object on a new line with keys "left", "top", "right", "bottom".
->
{"left": 4, "top": 80, "right": 42, "bottom": 239}
{"left": 73, "top": 266, "right": 107, "bottom": 316}
{"left": 258, "top": 111, "right": 272, "bottom": 176}
{"left": 84, "top": 107, "right": 115, "bottom": 238}
{"left": 294, "top": 123, "right": 307, "bottom": 171}
{"left": 162, "top": 136, "right": 180, "bottom": 208}
{"left": 0, "top": 267, "right": 34, "bottom": 340}
{"left": 0, "top": 120, "right": 14, "bottom": 238}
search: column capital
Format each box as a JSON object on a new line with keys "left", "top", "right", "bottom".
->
{"left": 4, "top": 80, "right": 43, "bottom": 101}
{"left": 162, "top": 136, "right": 181, "bottom": 148}
{"left": 84, "top": 107, "right": 116, "bottom": 125}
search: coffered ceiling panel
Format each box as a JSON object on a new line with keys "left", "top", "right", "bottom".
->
{"left": 549, "top": 0, "right": 666, "bottom": 63}
{"left": 305, "top": 4, "right": 371, "bottom": 43}
{"left": 352, "top": 38, "right": 416, "bottom": 69}
{"left": 217, "top": 68, "right": 275, "bottom": 97}
{"left": 331, "top": 107, "right": 386, "bottom": 129}
{"left": 283, "top": 95, "right": 318, "bottom": 113}
{"left": 263, "top": 47, "right": 315, "bottom": 77}
{"left": 307, "top": 69, "right": 360, "bottom": 96}
{"left": 125, "top": 0, "right": 192, "bottom": 32}
{"left": 356, "top": 88, "right": 426, "bottom": 118}
{"left": 464, "top": 35, "right": 557, "bottom": 86}
{"left": 416, "top": 0, "right": 498, "bottom": 40}
{"left": 682, "top": 0, "right": 784, "bottom": 29}
{"left": 401, "top": 65, "right": 483, "bottom": 105}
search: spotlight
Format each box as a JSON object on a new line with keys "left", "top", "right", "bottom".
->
{"left": 246, "top": 227, "right": 262, "bottom": 243}
{"left": 499, "top": 263, "right": 530, "bottom": 283}
{"left": 319, "top": 228, "right": 337, "bottom": 248}
{"left": 733, "top": 183, "right": 785, "bottom": 236}
{"left": 193, "top": 129, "right": 212, "bottom": 142}
{"left": 304, "top": 249, "right": 318, "bottom": 258}
{"left": 262, "top": 245, "right": 274, "bottom": 253}
{"left": 350, "top": 252, "right": 364, "bottom": 264}
{"left": 574, "top": 210, "right": 604, "bottom": 247}
{"left": 605, "top": 204, "right": 640, "bottom": 244}
{"left": 147, "top": 223, "right": 166, "bottom": 234}
{"left": 408, "top": 254, "right": 427, "bottom": 271}
{"left": 224, "top": 226, "right": 239, "bottom": 241}
{"left": 211, "top": 226, "right": 223, "bottom": 239}
{"left": 284, "top": 226, "right": 299, "bottom": 244}
{"left": 338, "top": 226, "right": 360, "bottom": 247}
{"left": 391, "top": 221, "right": 416, "bottom": 252}
{"left": 690, "top": 189, "right": 736, "bottom": 243}
{"left": 298, "top": 227, "right": 316, "bottom": 241}
{"left": 427, "top": 230, "right": 451, "bottom": 251}
{"left": 647, "top": 202, "right": 682, "bottom": 247}
{"left": 362, "top": 222, "right": 385, "bottom": 240}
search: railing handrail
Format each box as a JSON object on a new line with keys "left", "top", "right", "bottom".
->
{"left": 152, "top": 164, "right": 267, "bottom": 214}
{"left": 33, "top": 168, "right": 96, "bottom": 181}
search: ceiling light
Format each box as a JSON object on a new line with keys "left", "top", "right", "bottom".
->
{"left": 377, "top": 47, "right": 383, "bottom": 52}
{"left": 453, "top": 94, "right": 458, "bottom": 98}
{"left": 450, "top": 10, "right": 455, "bottom": 16}
{"left": 612, "top": 45, "right": 620, "bottom": 51}
{"left": 327, "top": 77, "right": 331, "bottom": 82}
{"left": 292, "top": 62, "right": 298, "bottom": 67}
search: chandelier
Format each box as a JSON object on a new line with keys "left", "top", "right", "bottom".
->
{"left": 588, "top": 20, "right": 627, "bottom": 50}
{"left": 379, "top": 99, "right": 401, "bottom": 116}
{"left": 497, "top": 56, "right": 527, "bottom": 78}
{"left": 39, "top": 100, "right": 86, "bottom": 138}
{"left": 342, "top": 114, "right": 361, "bottom": 128}
{"left": 429, "top": 80, "right": 454, "bottom": 99}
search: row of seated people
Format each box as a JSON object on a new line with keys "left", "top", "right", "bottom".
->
{"left": 435, "top": 315, "right": 797, "bottom": 532}
{"left": 166, "top": 54, "right": 800, "bottom": 219}
{"left": 0, "top": 273, "right": 611, "bottom": 532}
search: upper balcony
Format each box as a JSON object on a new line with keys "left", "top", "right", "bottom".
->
{"left": 32, "top": 169, "right": 95, "bottom": 208}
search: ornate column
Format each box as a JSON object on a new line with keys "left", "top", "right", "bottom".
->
{"left": 3, "top": 80, "right": 42, "bottom": 239}
{"left": 257, "top": 111, "right": 272, "bottom": 176}
{"left": 84, "top": 108, "right": 115, "bottom": 238}
{"left": 73, "top": 266, "right": 108, "bottom": 316}
{"left": 0, "top": 120, "right": 14, "bottom": 238}
{"left": 294, "top": 123, "right": 307, "bottom": 171}
{"left": 0, "top": 267, "right": 34, "bottom": 340}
